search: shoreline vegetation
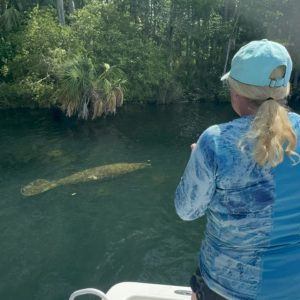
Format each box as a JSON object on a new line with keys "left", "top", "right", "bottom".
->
{"left": 1, "top": 0, "right": 300, "bottom": 119}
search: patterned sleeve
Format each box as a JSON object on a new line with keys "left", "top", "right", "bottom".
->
{"left": 175, "top": 127, "right": 217, "bottom": 220}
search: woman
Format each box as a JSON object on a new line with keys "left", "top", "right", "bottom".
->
{"left": 175, "top": 39, "right": 300, "bottom": 300}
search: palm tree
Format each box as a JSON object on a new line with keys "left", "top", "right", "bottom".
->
{"left": 57, "top": 56, "right": 125, "bottom": 120}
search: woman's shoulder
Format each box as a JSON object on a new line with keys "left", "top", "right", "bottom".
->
{"left": 288, "top": 111, "right": 300, "bottom": 129}
{"left": 202, "top": 115, "right": 253, "bottom": 139}
{"left": 288, "top": 111, "right": 300, "bottom": 120}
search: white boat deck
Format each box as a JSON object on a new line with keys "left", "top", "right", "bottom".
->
{"left": 69, "top": 282, "right": 192, "bottom": 300}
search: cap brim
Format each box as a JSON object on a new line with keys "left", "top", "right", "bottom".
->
{"left": 221, "top": 72, "right": 230, "bottom": 81}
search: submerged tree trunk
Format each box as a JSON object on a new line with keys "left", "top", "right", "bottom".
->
{"left": 57, "top": 0, "right": 65, "bottom": 25}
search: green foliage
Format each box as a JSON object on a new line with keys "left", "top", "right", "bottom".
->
{"left": 12, "top": 7, "right": 71, "bottom": 77}
{"left": 0, "top": 82, "right": 34, "bottom": 108}
{"left": 1, "top": 0, "right": 300, "bottom": 111}
{"left": 56, "top": 56, "right": 126, "bottom": 119}
{"left": 70, "top": 1, "right": 173, "bottom": 102}
{"left": 0, "top": 6, "right": 21, "bottom": 32}
{"left": 1, "top": 7, "right": 78, "bottom": 106}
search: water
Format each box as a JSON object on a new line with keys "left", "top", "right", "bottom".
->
{"left": 0, "top": 102, "right": 281, "bottom": 300}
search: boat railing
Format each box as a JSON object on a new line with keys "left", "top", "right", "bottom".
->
{"left": 69, "top": 288, "right": 109, "bottom": 300}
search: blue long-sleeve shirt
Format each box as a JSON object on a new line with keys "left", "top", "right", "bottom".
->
{"left": 175, "top": 112, "right": 300, "bottom": 300}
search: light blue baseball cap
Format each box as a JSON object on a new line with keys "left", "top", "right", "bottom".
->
{"left": 221, "top": 39, "right": 292, "bottom": 87}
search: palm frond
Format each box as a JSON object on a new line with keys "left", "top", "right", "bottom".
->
{"left": 57, "top": 57, "right": 126, "bottom": 120}
{"left": 92, "top": 99, "right": 104, "bottom": 120}
{"left": 114, "top": 86, "right": 124, "bottom": 107}
{"left": 105, "top": 92, "right": 117, "bottom": 115}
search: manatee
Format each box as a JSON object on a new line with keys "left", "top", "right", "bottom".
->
{"left": 21, "top": 162, "right": 150, "bottom": 197}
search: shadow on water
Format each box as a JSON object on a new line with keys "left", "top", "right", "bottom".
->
{"left": 0, "top": 101, "right": 287, "bottom": 300}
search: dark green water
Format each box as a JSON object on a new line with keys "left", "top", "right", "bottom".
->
{"left": 0, "top": 103, "right": 252, "bottom": 300}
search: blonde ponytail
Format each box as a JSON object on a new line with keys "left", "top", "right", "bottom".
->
{"left": 228, "top": 72, "right": 300, "bottom": 167}
{"left": 246, "top": 100, "right": 299, "bottom": 167}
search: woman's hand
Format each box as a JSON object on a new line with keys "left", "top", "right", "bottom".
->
{"left": 191, "top": 143, "right": 197, "bottom": 151}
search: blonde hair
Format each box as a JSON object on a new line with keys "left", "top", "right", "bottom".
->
{"left": 228, "top": 67, "right": 299, "bottom": 167}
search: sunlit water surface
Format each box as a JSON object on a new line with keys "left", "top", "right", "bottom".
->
{"left": 1, "top": 102, "right": 298, "bottom": 300}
